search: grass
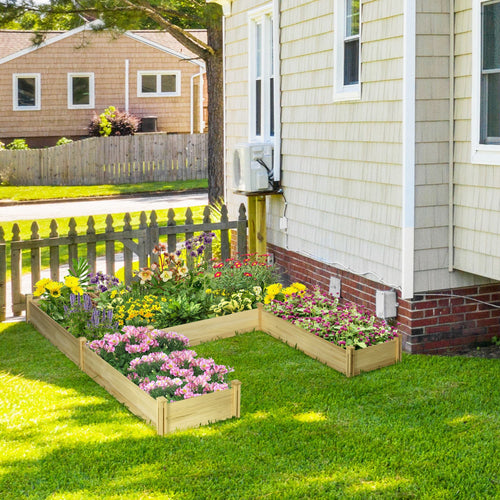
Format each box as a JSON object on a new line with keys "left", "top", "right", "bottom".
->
{"left": 0, "top": 321, "right": 498, "bottom": 499}
{"left": 0, "top": 179, "right": 207, "bottom": 201}
{"left": 1, "top": 206, "right": 206, "bottom": 281}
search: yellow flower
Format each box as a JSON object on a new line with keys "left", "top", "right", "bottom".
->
{"left": 70, "top": 286, "right": 84, "bottom": 295}
{"left": 33, "top": 278, "right": 51, "bottom": 296}
{"left": 266, "top": 283, "right": 283, "bottom": 297}
{"left": 64, "top": 276, "right": 80, "bottom": 289}
{"left": 46, "top": 281, "right": 63, "bottom": 298}
{"left": 111, "top": 290, "right": 118, "bottom": 298}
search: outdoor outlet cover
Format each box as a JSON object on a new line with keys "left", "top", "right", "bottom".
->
{"left": 376, "top": 290, "right": 398, "bottom": 319}
{"left": 279, "top": 217, "right": 288, "bottom": 230}
{"left": 329, "top": 277, "right": 341, "bottom": 298}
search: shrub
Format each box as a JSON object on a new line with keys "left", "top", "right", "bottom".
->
{"left": 88, "top": 106, "right": 140, "bottom": 137}
{"left": 6, "top": 138, "right": 29, "bottom": 150}
{"left": 56, "top": 137, "right": 73, "bottom": 146}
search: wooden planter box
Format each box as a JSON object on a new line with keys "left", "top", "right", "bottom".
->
{"left": 165, "top": 305, "right": 402, "bottom": 377}
{"left": 26, "top": 296, "right": 241, "bottom": 436}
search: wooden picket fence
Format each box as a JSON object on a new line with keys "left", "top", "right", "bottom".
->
{"left": 0, "top": 204, "right": 248, "bottom": 321}
{"left": 0, "top": 133, "right": 207, "bottom": 186}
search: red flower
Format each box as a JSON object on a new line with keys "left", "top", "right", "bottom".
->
{"left": 244, "top": 272, "right": 252, "bottom": 277}
{"left": 213, "top": 262, "right": 224, "bottom": 269}
{"left": 235, "top": 261, "right": 242, "bottom": 268}
{"left": 214, "top": 271, "right": 222, "bottom": 278}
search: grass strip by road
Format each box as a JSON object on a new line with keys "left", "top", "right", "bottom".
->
{"left": 0, "top": 179, "right": 207, "bottom": 201}
{"left": 1, "top": 206, "right": 205, "bottom": 281}
{"left": 0, "top": 322, "right": 498, "bottom": 499}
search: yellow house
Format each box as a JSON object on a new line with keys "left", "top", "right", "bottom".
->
{"left": 0, "top": 23, "right": 207, "bottom": 147}
{"left": 218, "top": 0, "right": 500, "bottom": 353}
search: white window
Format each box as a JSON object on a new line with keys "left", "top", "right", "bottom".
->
{"left": 137, "top": 71, "right": 180, "bottom": 97}
{"left": 334, "top": 0, "right": 361, "bottom": 101}
{"left": 67, "top": 73, "right": 94, "bottom": 109}
{"left": 13, "top": 73, "right": 41, "bottom": 111}
{"left": 471, "top": 0, "right": 500, "bottom": 164}
{"left": 249, "top": 5, "right": 274, "bottom": 141}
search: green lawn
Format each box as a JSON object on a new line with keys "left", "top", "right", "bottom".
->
{"left": 1, "top": 206, "right": 206, "bottom": 281}
{"left": 0, "top": 321, "right": 498, "bottom": 499}
{"left": 0, "top": 180, "right": 207, "bottom": 201}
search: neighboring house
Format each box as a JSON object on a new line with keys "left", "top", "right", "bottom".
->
{"left": 218, "top": 0, "right": 500, "bottom": 353}
{"left": 0, "top": 24, "right": 207, "bottom": 147}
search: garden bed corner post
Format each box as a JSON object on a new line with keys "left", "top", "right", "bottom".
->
{"left": 346, "top": 346, "right": 355, "bottom": 378}
{"left": 231, "top": 380, "right": 242, "bottom": 418}
{"left": 157, "top": 397, "right": 168, "bottom": 436}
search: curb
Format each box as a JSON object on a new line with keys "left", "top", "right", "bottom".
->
{"left": 0, "top": 188, "right": 208, "bottom": 207}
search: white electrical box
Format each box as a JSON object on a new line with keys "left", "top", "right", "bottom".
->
{"left": 376, "top": 290, "right": 398, "bottom": 319}
{"left": 329, "top": 277, "right": 341, "bottom": 298}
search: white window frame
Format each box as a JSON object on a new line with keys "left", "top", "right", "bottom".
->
{"left": 248, "top": 4, "right": 275, "bottom": 142}
{"left": 67, "top": 72, "right": 95, "bottom": 109}
{"left": 333, "top": 0, "right": 361, "bottom": 101}
{"left": 471, "top": 0, "right": 500, "bottom": 164}
{"left": 13, "top": 73, "right": 41, "bottom": 111}
{"left": 137, "top": 71, "right": 181, "bottom": 97}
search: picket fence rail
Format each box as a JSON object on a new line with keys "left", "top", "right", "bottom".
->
{"left": 0, "top": 133, "right": 207, "bottom": 186}
{"left": 0, "top": 203, "right": 247, "bottom": 321}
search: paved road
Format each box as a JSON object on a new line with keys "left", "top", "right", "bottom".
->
{"left": 1, "top": 191, "right": 208, "bottom": 320}
{"left": 0, "top": 191, "right": 209, "bottom": 222}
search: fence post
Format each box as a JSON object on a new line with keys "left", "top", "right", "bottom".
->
{"left": 148, "top": 211, "right": 159, "bottom": 266}
{"left": 0, "top": 227, "right": 5, "bottom": 322}
{"left": 185, "top": 208, "right": 194, "bottom": 270}
{"left": 30, "top": 221, "right": 41, "bottom": 289}
{"left": 203, "top": 206, "right": 212, "bottom": 262}
{"left": 49, "top": 220, "right": 60, "bottom": 281}
{"left": 123, "top": 213, "right": 133, "bottom": 284}
{"left": 138, "top": 211, "right": 148, "bottom": 268}
{"left": 86, "top": 217, "right": 97, "bottom": 275}
{"left": 105, "top": 215, "right": 115, "bottom": 276}
{"left": 167, "top": 209, "right": 177, "bottom": 254}
{"left": 237, "top": 203, "right": 248, "bottom": 256}
{"left": 220, "top": 205, "right": 230, "bottom": 261}
{"left": 10, "top": 224, "right": 22, "bottom": 316}
{"left": 68, "top": 218, "right": 78, "bottom": 271}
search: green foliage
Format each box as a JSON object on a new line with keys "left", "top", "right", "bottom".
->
{"left": 55, "top": 136, "right": 73, "bottom": 146}
{"left": 69, "top": 257, "right": 90, "bottom": 287}
{"left": 491, "top": 336, "right": 500, "bottom": 346}
{"left": 0, "top": 141, "right": 4, "bottom": 151}
{"left": 6, "top": 138, "right": 29, "bottom": 150}
{"left": 88, "top": 106, "right": 140, "bottom": 137}
{"left": 0, "top": 321, "right": 499, "bottom": 499}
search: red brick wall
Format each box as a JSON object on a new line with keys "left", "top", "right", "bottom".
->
{"left": 267, "top": 243, "right": 500, "bottom": 354}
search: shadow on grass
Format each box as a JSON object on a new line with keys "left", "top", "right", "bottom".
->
{"left": 0, "top": 323, "right": 498, "bottom": 499}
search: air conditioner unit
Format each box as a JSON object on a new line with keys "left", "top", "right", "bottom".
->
{"left": 233, "top": 142, "right": 273, "bottom": 192}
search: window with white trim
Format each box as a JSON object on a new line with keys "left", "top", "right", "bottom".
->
{"left": 13, "top": 73, "right": 41, "bottom": 111}
{"left": 471, "top": 0, "right": 500, "bottom": 164}
{"left": 249, "top": 6, "right": 274, "bottom": 141}
{"left": 137, "top": 71, "right": 180, "bottom": 97}
{"left": 334, "top": 0, "right": 361, "bottom": 101}
{"left": 68, "top": 73, "right": 94, "bottom": 109}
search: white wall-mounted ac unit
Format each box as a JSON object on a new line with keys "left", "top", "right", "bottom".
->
{"left": 233, "top": 142, "right": 273, "bottom": 192}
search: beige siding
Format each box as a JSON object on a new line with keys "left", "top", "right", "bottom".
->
{"left": 0, "top": 31, "right": 205, "bottom": 142}
{"left": 413, "top": 1, "right": 492, "bottom": 291}
{"left": 452, "top": 2, "right": 500, "bottom": 281}
{"left": 224, "top": 0, "right": 404, "bottom": 289}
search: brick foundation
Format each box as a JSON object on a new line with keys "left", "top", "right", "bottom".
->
{"left": 267, "top": 243, "right": 500, "bottom": 354}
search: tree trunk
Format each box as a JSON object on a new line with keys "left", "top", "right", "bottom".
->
{"left": 205, "top": 4, "right": 224, "bottom": 203}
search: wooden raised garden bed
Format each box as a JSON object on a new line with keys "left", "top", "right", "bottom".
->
{"left": 171, "top": 305, "right": 402, "bottom": 377}
{"left": 27, "top": 297, "right": 401, "bottom": 433}
{"left": 26, "top": 296, "right": 241, "bottom": 436}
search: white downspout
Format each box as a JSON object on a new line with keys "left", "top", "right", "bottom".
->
{"left": 402, "top": 0, "right": 416, "bottom": 299}
{"left": 273, "top": 0, "right": 281, "bottom": 183}
{"left": 190, "top": 72, "right": 195, "bottom": 134}
{"left": 448, "top": 0, "right": 455, "bottom": 272}
{"left": 199, "top": 69, "right": 205, "bottom": 132}
{"left": 125, "top": 59, "right": 129, "bottom": 112}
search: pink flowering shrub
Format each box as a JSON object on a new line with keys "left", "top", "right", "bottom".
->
{"left": 88, "top": 325, "right": 233, "bottom": 401}
{"left": 265, "top": 288, "right": 398, "bottom": 350}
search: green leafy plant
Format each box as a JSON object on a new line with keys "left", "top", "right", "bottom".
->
{"left": 491, "top": 336, "right": 500, "bottom": 346}
{"left": 55, "top": 137, "right": 73, "bottom": 146}
{"left": 6, "top": 138, "right": 29, "bottom": 150}
{"left": 69, "top": 257, "right": 90, "bottom": 287}
{"left": 88, "top": 106, "right": 140, "bottom": 137}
